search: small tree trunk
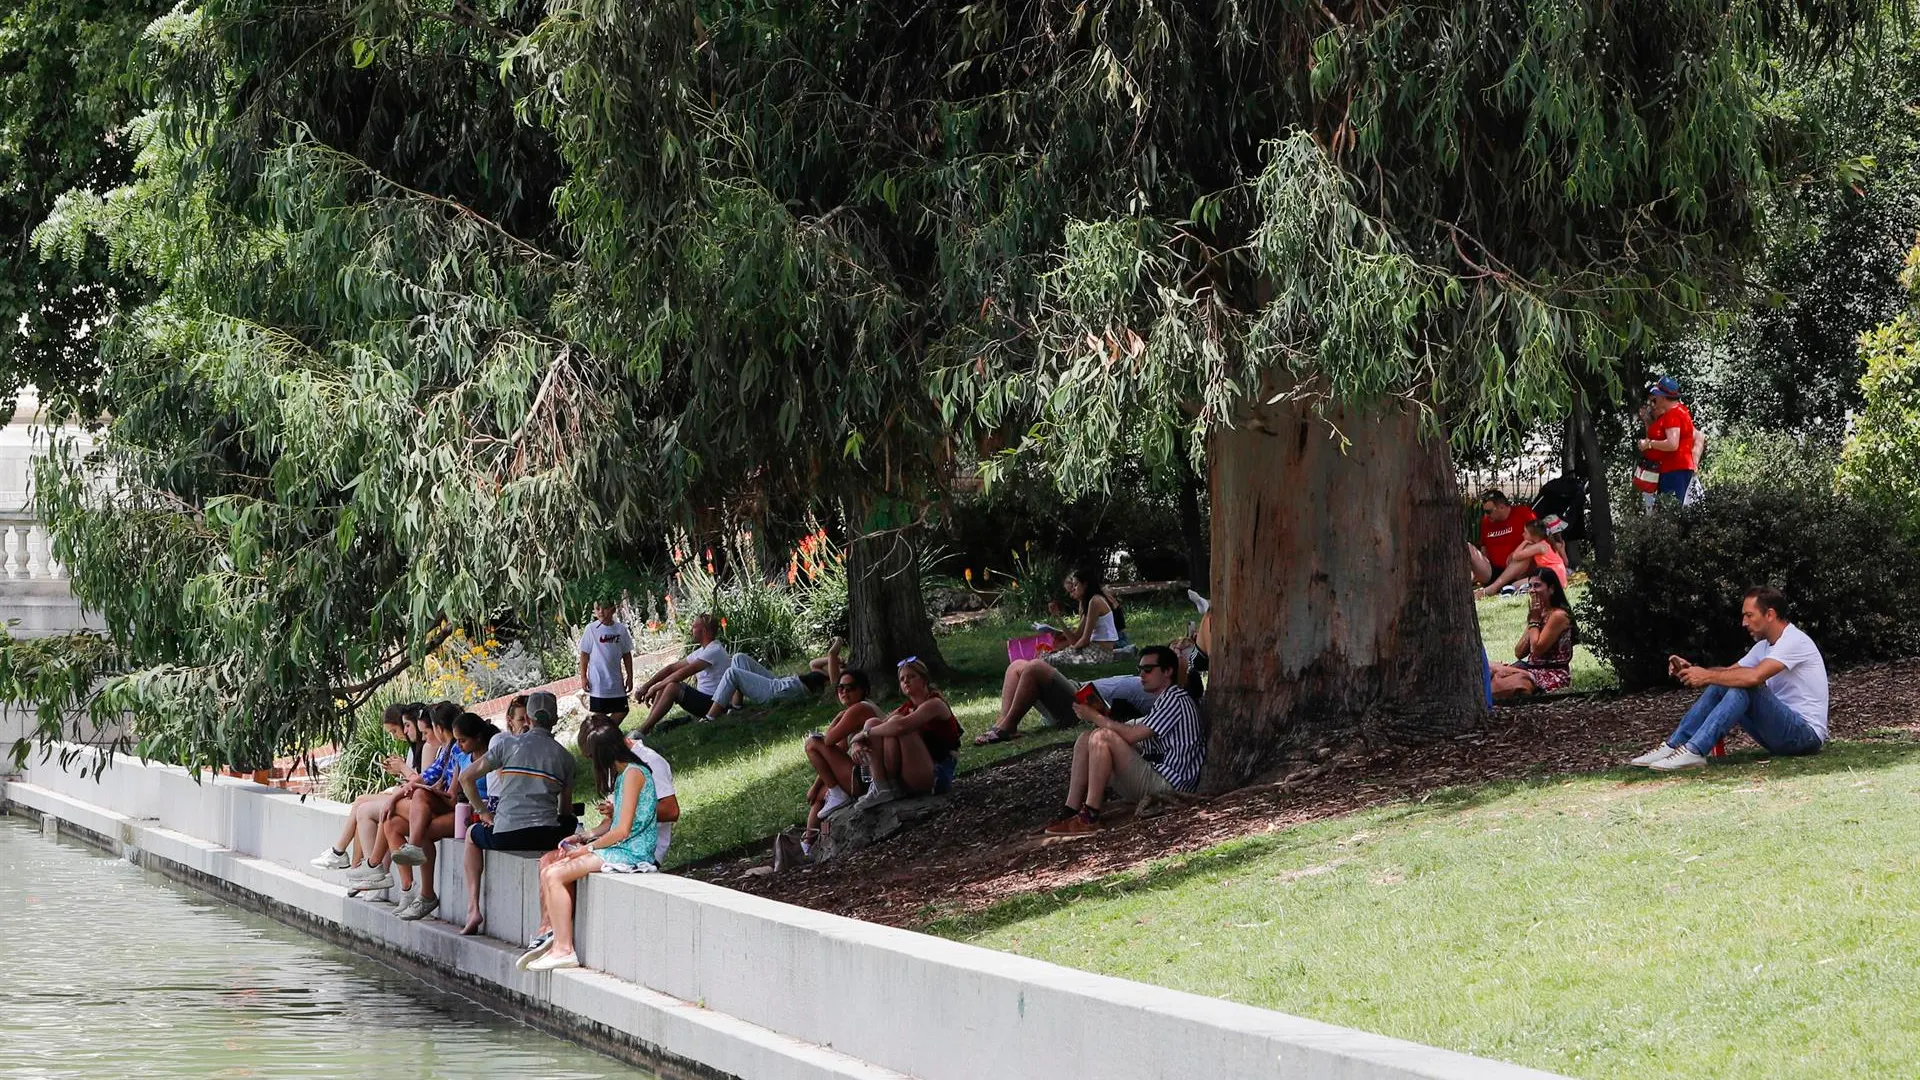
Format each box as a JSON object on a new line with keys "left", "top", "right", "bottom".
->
{"left": 845, "top": 515, "right": 947, "bottom": 685}
{"left": 1176, "top": 455, "right": 1210, "bottom": 592}
{"left": 1204, "top": 399, "right": 1484, "bottom": 789}
{"left": 1573, "top": 385, "right": 1615, "bottom": 567}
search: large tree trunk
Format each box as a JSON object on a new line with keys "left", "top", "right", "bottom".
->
{"left": 844, "top": 508, "right": 947, "bottom": 685}
{"left": 1204, "top": 399, "right": 1485, "bottom": 790}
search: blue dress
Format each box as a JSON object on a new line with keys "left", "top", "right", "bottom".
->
{"left": 598, "top": 764, "right": 659, "bottom": 871}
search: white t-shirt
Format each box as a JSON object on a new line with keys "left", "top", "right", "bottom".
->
{"left": 1090, "top": 674, "right": 1157, "bottom": 717}
{"left": 686, "top": 640, "right": 731, "bottom": 698}
{"left": 577, "top": 620, "right": 633, "bottom": 698}
{"left": 1739, "top": 624, "right": 1829, "bottom": 740}
{"left": 629, "top": 739, "right": 676, "bottom": 865}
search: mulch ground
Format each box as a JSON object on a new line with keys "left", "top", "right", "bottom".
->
{"left": 686, "top": 661, "right": 1920, "bottom": 928}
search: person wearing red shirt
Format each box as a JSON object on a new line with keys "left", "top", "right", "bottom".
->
{"left": 1476, "top": 490, "right": 1536, "bottom": 586}
{"left": 1639, "top": 376, "right": 1697, "bottom": 508}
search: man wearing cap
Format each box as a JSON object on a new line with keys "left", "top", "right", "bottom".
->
{"left": 456, "top": 690, "right": 578, "bottom": 934}
{"left": 1639, "top": 376, "right": 1697, "bottom": 508}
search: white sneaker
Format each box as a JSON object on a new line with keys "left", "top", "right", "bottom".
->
{"left": 1648, "top": 749, "right": 1710, "bottom": 771}
{"left": 1630, "top": 744, "right": 1679, "bottom": 767}
{"left": 390, "top": 843, "right": 427, "bottom": 867}
{"left": 819, "top": 786, "right": 854, "bottom": 820}
{"left": 348, "top": 869, "right": 394, "bottom": 892}
{"left": 310, "top": 848, "right": 352, "bottom": 870}
{"left": 516, "top": 935, "right": 556, "bottom": 970}
{"left": 396, "top": 894, "right": 438, "bottom": 921}
{"left": 850, "top": 785, "right": 898, "bottom": 813}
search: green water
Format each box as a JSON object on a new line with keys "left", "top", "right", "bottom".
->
{"left": 0, "top": 815, "right": 655, "bottom": 1079}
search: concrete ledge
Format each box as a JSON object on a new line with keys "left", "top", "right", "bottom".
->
{"left": 6, "top": 752, "right": 1566, "bottom": 1080}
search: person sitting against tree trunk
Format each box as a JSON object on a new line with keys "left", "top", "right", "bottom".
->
{"left": 1040, "top": 567, "right": 1129, "bottom": 665}
{"left": 517, "top": 722, "right": 661, "bottom": 973}
{"left": 700, "top": 651, "right": 828, "bottom": 720}
{"left": 1489, "top": 568, "right": 1578, "bottom": 699}
{"left": 847, "top": 658, "right": 963, "bottom": 811}
{"left": 1630, "top": 586, "right": 1829, "bottom": 772}
{"left": 312, "top": 702, "right": 425, "bottom": 875}
{"left": 1045, "top": 645, "right": 1205, "bottom": 836}
{"left": 576, "top": 601, "right": 634, "bottom": 722}
{"left": 635, "top": 613, "right": 731, "bottom": 734}
{"left": 1476, "top": 517, "right": 1568, "bottom": 597}
{"left": 1475, "top": 489, "right": 1536, "bottom": 585}
{"left": 456, "top": 690, "right": 578, "bottom": 935}
{"left": 382, "top": 702, "right": 467, "bottom": 920}
{"left": 802, "top": 658, "right": 881, "bottom": 846}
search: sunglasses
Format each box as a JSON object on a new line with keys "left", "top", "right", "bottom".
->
{"left": 896, "top": 656, "right": 919, "bottom": 668}
{"left": 836, "top": 682, "right": 860, "bottom": 692}
{"left": 1138, "top": 663, "right": 1169, "bottom": 673}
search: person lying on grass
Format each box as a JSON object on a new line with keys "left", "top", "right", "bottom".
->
{"left": 635, "top": 612, "right": 730, "bottom": 735}
{"left": 802, "top": 663, "right": 882, "bottom": 843}
{"left": 847, "top": 658, "right": 962, "bottom": 812}
{"left": 1489, "top": 568, "right": 1577, "bottom": 699}
{"left": 517, "top": 723, "right": 661, "bottom": 973}
{"left": 312, "top": 701, "right": 425, "bottom": 875}
{"left": 1046, "top": 645, "right": 1205, "bottom": 837}
{"left": 699, "top": 650, "right": 829, "bottom": 720}
{"left": 1630, "top": 585, "right": 1829, "bottom": 772}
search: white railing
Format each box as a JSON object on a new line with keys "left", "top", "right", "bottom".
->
{"left": 0, "top": 512, "right": 66, "bottom": 582}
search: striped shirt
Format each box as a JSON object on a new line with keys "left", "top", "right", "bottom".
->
{"left": 481, "top": 728, "right": 576, "bottom": 833}
{"left": 1132, "top": 684, "right": 1205, "bottom": 792}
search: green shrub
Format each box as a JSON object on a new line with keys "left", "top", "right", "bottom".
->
{"left": 1842, "top": 279, "right": 1920, "bottom": 534}
{"left": 1581, "top": 481, "right": 1920, "bottom": 689}
{"left": 990, "top": 547, "right": 1070, "bottom": 620}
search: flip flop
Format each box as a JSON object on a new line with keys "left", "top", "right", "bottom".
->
{"left": 973, "top": 727, "right": 1022, "bottom": 746}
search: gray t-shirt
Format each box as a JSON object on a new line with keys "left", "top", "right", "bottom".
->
{"left": 1090, "top": 675, "right": 1157, "bottom": 718}
{"left": 577, "top": 619, "right": 634, "bottom": 699}
{"left": 483, "top": 728, "right": 576, "bottom": 833}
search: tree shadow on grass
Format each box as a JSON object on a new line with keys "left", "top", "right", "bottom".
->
{"left": 931, "top": 736, "right": 1920, "bottom": 939}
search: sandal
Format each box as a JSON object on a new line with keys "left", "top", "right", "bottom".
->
{"left": 973, "top": 727, "right": 1022, "bottom": 746}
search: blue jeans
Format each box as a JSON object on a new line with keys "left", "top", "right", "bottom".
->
{"left": 1666, "top": 684, "right": 1823, "bottom": 756}
{"left": 709, "top": 653, "right": 808, "bottom": 708}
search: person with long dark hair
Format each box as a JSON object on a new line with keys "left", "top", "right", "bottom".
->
{"left": 802, "top": 664, "right": 880, "bottom": 842}
{"left": 383, "top": 702, "right": 468, "bottom": 921}
{"left": 452, "top": 711, "right": 501, "bottom": 935}
{"left": 1044, "top": 567, "right": 1128, "bottom": 664}
{"left": 313, "top": 702, "right": 425, "bottom": 875}
{"left": 517, "top": 724, "right": 660, "bottom": 972}
{"left": 1489, "top": 568, "right": 1577, "bottom": 698}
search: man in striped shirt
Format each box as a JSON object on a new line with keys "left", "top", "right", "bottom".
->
{"left": 1045, "top": 645, "right": 1206, "bottom": 836}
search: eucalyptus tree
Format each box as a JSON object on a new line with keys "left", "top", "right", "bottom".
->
{"left": 6, "top": 1, "right": 643, "bottom": 768}
{"left": 0, "top": 0, "right": 170, "bottom": 419}
{"left": 521, "top": 0, "right": 1899, "bottom": 787}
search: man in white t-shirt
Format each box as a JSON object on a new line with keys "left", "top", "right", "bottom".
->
{"left": 577, "top": 602, "right": 634, "bottom": 720}
{"left": 627, "top": 737, "right": 678, "bottom": 865}
{"left": 635, "top": 612, "right": 731, "bottom": 735}
{"left": 1630, "top": 586, "right": 1829, "bottom": 771}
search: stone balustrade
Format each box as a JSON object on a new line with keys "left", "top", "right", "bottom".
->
{"left": 1, "top": 512, "right": 66, "bottom": 582}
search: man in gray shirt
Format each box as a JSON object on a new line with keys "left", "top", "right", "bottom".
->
{"left": 456, "top": 691, "right": 579, "bottom": 934}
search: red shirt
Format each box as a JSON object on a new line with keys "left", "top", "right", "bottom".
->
{"left": 1479, "top": 504, "right": 1536, "bottom": 567}
{"left": 1647, "top": 404, "right": 1696, "bottom": 474}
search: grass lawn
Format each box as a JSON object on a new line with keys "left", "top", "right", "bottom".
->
{"left": 931, "top": 740, "right": 1920, "bottom": 1079}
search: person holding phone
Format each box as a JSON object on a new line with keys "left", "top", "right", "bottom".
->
{"left": 1629, "top": 586, "right": 1828, "bottom": 771}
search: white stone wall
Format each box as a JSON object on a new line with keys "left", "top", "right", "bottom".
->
{"left": 5, "top": 751, "right": 1566, "bottom": 1080}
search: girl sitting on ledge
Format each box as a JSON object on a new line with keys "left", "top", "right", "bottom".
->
{"left": 517, "top": 723, "right": 660, "bottom": 972}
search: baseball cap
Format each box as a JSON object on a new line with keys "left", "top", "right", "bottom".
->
{"left": 526, "top": 690, "right": 559, "bottom": 728}
{"left": 1647, "top": 375, "right": 1682, "bottom": 400}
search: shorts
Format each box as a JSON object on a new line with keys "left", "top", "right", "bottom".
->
{"left": 468, "top": 820, "right": 577, "bottom": 851}
{"left": 589, "top": 694, "right": 630, "bottom": 714}
{"left": 673, "top": 683, "right": 715, "bottom": 719}
{"left": 1108, "top": 745, "right": 1174, "bottom": 802}
{"left": 932, "top": 756, "right": 958, "bottom": 795}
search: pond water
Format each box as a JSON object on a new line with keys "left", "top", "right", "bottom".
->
{"left": 0, "top": 815, "right": 654, "bottom": 1079}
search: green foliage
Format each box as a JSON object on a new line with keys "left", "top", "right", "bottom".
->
{"left": 325, "top": 691, "right": 408, "bottom": 801}
{"left": 0, "top": 0, "right": 170, "bottom": 418}
{"left": 989, "top": 547, "right": 1070, "bottom": 622}
{"left": 944, "top": 460, "right": 1195, "bottom": 584}
{"left": 675, "top": 560, "right": 807, "bottom": 665}
{"left": 1841, "top": 243, "right": 1920, "bottom": 532}
{"left": 1581, "top": 482, "right": 1920, "bottom": 689}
